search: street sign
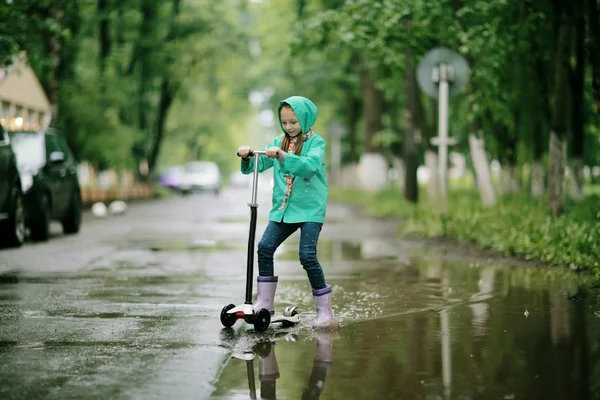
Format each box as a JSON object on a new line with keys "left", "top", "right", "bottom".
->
{"left": 417, "top": 47, "right": 470, "bottom": 98}
{"left": 416, "top": 48, "right": 469, "bottom": 217}
{"left": 430, "top": 136, "right": 458, "bottom": 147}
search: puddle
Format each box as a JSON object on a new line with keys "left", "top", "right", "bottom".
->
{"left": 212, "top": 258, "right": 600, "bottom": 399}
{"left": 118, "top": 237, "right": 243, "bottom": 253}
{"left": 1, "top": 232, "right": 599, "bottom": 399}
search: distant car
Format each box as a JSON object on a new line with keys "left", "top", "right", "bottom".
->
{"left": 9, "top": 129, "right": 82, "bottom": 241}
{"left": 229, "top": 171, "right": 250, "bottom": 188}
{"left": 158, "top": 165, "right": 188, "bottom": 192}
{"left": 0, "top": 125, "right": 25, "bottom": 248}
{"left": 184, "top": 161, "right": 221, "bottom": 195}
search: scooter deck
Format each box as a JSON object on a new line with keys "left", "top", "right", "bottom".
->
{"left": 224, "top": 304, "right": 300, "bottom": 328}
{"left": 270, "top": 313, "right": 300, "bottom": 325}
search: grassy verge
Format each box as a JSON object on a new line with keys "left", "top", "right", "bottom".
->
{"left": 330, "top": 186, "right": 600, "bottom": 276}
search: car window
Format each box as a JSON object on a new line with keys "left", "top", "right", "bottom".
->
{"left": 9, "top": 133, "right": 45, "bottom": 170}
{"left": 187, "top": 162, "right": 219, "bottom": 174}
{"left": 0, "top": 126, "right": 8, "bottom": 146}
{"left": 45, "top": 135, "right": 62, "bottom": 158}
{"left": 55, "top": 136, "right": 74, "bottom": 162}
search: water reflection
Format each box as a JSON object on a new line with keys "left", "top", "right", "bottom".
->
{"left": 215, "top": 330, "right": 339, "bottom": 400}
{"left": 213, "top": 258, "right": 600, "bottom": 400}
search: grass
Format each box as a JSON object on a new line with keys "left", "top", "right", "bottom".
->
{"left": 330, "top": 184, "right": 600, "bottom": 276}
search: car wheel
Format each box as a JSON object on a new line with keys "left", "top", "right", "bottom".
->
{"left": 0, "top": 188, "right": 26, "bottom": 248}
{"left": 30, "top": 193, "right": 50, "bottom": 242}
{"left": 62, "top": 190, "right": 82, "bottom": 234}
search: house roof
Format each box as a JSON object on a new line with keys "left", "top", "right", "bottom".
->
{"left": 0, "top": 55, "right": 50, "bottom": 112}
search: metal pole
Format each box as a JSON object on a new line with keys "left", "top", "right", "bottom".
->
{"left": 250, "top": 152, "right": 264, "bottom": 207}
{"left": 245, "top": 151, "right": 265, "bottom": 304}
{"left": 438, "top": 64, "right": 449, "bottom": 216}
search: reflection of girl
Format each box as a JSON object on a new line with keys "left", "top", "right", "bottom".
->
{"left": 302, "top": 332, "right": 338, "bottom": 400}
{"left": 253, "top": 331, "right": 338, "bottom": 400}
{"left": 237, "top": 96, "right": 337, "bottom": 329}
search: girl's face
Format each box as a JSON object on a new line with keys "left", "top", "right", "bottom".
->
{"left": 280, "top": 106, "right": 301, "bottom": 137}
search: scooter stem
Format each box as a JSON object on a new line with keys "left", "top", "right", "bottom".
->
{"left": 245, "top": 150, "right": 266, "bottom": 305}
{"left": 249, "top": 150, "right": 266, "bottom": 207}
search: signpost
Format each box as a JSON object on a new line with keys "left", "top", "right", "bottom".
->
{"left": 417, "top": 47, "right": 470, "bottom": 216}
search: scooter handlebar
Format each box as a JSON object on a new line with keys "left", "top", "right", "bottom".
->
{"left": 247, "top": 150, "right": 267, "bottom": 157}
{"left": 237, "top": 150, "right": 267, "bottom": 158}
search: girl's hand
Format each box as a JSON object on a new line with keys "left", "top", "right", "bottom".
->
{"left": 237, "top": 145, "right": 251, "bottom": 158}
{"left": 266, "top": 146, "right": 282, "bottom": 159}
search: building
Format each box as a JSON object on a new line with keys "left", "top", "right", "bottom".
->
{"left": 0, "top": 53, "right": 51, "bottom": 131}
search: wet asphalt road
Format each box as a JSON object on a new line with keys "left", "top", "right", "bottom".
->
{"left": 0, "top": 183, "right": 402, "bottom": 399}
{"left": 1, "top": 184, "right": 600, "bottom": 400}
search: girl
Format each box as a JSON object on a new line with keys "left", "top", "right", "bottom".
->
{"left": 237, "top": 96, "right": 337, "bottom": 329}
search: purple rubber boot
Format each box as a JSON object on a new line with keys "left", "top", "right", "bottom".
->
{"left": 312, "top": 284, "right": 339, "bottom": 329}
{"left": 254, "top": 276, "right": 278, "bottom": 314}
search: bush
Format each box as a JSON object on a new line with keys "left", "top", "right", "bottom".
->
{"left": 329, "top": 187, "right": 600, "bottom": 275}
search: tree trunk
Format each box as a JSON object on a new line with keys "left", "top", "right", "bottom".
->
{"left": 531, "top": 116, "right": 547, "bottom": 197}
{"left": 585, "top": 0, "right": 600, "bottom": 114}
{"left": 343, "top": 87, "right": 361, "bottom": 164}
{"left": 570, "top": 0, "right": 585, "bottom": 201}
{"left": 548, "top": 132, "right": 568, "bottom": 215}
{"left": 499, "top": 123, "right": 519, "bottom": 195}
{"left": 501, "top": 165, "right": 520, "bottom": 194}
{"left": 528, "top": 39, "right": 551, "bottom": 197}
{"left": 132, "top": 0, "right": 159, "bottom": 180}
{"left": 149, "top": 79, "right": 174, "bottom": 173}
{"left": 44, "top": 5, "right": 64, "bottom": 127}
{"left": 548, "top": 3, "right": 572, "bottom": 216}
{"left": 147, "top": 0, "right": 181, "bottom": 175}
{"left": 49, "top": 3, "right": 81, "bottom": 156}
{"left": 358, "top": 63, "right": 387, "bottom": 191}
{"left": 469, "top": 120, "right": 496, "bottom": 207}
{"left": 137, "top": 1, "right": 155, "bottom": 134}
{"left": 531, "top": 161, "right": 545, "bottom": 198}
{"left": 359, "top": 66, "right": 384, "bottom": 153}
{"left": 97, "top": 0, "right": 111, "bottom": 77}
{"left": 403, "top": 54, "right": 420, "bottom": 203}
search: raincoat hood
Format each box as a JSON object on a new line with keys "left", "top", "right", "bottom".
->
{"left": 278, "top": 96, "right": 318, "bottom": 134}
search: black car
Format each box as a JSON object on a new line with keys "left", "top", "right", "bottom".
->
{"left": 0, "top": 125, "right": 25, "bottom": 247}
{"left": 9, "top": 129, "right": 82, "bottom": 241}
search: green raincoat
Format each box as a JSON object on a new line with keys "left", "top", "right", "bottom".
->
{"left": 241, "top": 96, "right": 328, "bottom": 223}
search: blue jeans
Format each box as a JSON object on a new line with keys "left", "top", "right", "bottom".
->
{"left": 257, "top": 221, "right": 326, "bottom": 290}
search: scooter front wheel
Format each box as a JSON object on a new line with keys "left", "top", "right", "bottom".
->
{"left": 253, "top": 308, "right": 271, "bottom": 332}
{"left": 220, "top": 304, "right": 237, "bottom": 328}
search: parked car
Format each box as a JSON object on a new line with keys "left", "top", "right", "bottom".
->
{"left": 8, "top": 129, "right": 82, "bottom": 241}
{"left": 157, "top": 165, "right": 189, "bottom": 193}
{"left": 184, "top": 161, "right": 221, "bottom": 195}
{"left": 0, "top": 125, "right": 25, "bottom": 248}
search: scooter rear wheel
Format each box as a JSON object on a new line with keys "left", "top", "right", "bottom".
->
{"left": 253, "top": 308, "right": 271, "bottom": 332}
{"left": 281, "top": 307, "right": 299, "bottom": 328}
{"left": 220, "top": 304, "right": 237, "bottom": 328}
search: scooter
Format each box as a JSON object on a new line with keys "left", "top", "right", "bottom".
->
{"left": 220, "top": 150, "right": 300, "bottom": 332}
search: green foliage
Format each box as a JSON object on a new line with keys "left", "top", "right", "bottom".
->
{"left": 330, "top": 187, "right": 600, "bottom": 275}
{"left": 4, "top": 0, "right": 600, "bottom": 190}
